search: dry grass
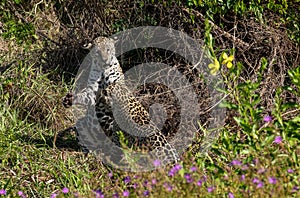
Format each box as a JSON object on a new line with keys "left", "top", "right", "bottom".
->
{"left": 0, "top": 0, "right": 299, "bottom": 197}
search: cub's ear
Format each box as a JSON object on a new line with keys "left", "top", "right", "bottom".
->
{"left": 82, "top": 42, "right": 93, "bottom": 49}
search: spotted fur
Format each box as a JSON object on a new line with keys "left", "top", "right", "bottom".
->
{"left": 63, "top": 37, "right": 179, "bottom": 167}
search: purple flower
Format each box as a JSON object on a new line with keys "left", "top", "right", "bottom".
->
{"left": 168, "top": 170, "right": 175, "bottom": 177}
{"left": 96, "top": 194, "right": 105, "bottom": 198}
{"left": 241, "top": 165, "right": 249, "bottom": 170}
{"left": 228, "top": 192, "right": 234, "bottom": 198}
{"left": 94, "top": 190, "right": 104, "bottom": 198}
{"left": 268, "top": 177, "right": 277, "bottom": 184}
{"left": 231, "top": 159, "right": 242, "bottom": 166}
{"left": 167, "top": 186, "right": 172, "bottom": 191}
{"left": 252, "top": 177, "right": 260, "bottom": 184}
{"left": 153, "top": 159, "right": 161, "bottom": 167}
{"left": 123, "top": 190, "right": 129, "bottom": 197}
{"left": 190, "top": 166, "right": 197, "bottom": 172}
{"left": 174, "top": 164, "right": 182, "bottom": 171}
{"left": 143, "top": 180, "right": 148, "bottom": 187}
{"left": 62, "top": 187, "right": 69, "bottom": 194}
{"left": 0, "top": 189, "right": 6, "bottom": 195}
{"left": 288, "top": 168, "right": 294, "bottom": 173}
{"left": 257, "top": 182, "right": 264, "bottom": 188}
{"left": 197, "top": 180, "right": 203, "bottom": 186}
{"left": 207, "top": 186, "right": 215, "bottom": 193}
{"left": 108, "top": 172, "right": 113, "bottom": 178}
{"left": 187, "top": 178, "right": 193, "bottom": 183}
{"left": 50, "top": 193, "right": 57, "bottom": 198}
{"left": 274, "top": 136, "right": 282, "bottom": 144}
{"left": 168, "top": 165, "right": 181, "bottom": 177}
{"left": 263, "top": 115, "right": 272, "bottom": 122}
{"left": 292, "top": 186, "right": 299, "bottom": 192}
{"left": 113, "top": 192, "right": 119, "bottom": 198}
{"left": 169, "top": 164, "right": 182, "bottom": 177}
{"left": 124, "top": 176, "right": 131, "bottom": 184}
{"left": 252, "top": 158, "right": 259, "bottom": 165}
{"left": 151, "top": 178, "right": 157, "bottom": 185}
{"left": 164, "top": 183, "right": 173, "bottom": 192}
{"left": 133, "top": 183, "right": 138, "bottom": 189}
{"left": 143, "top": 190, "right": 150, "bottom": 196}
{"left": 241, "top": 174, "right": 245, "bottom": 181}
{"left": 18, "top": 191, "right": 26, "bottom": 198}
{"left": 257, "top": 168, "right": 266, "bottom": 174}
{"left": 184, "top": 173, "right": 192, "bottom": 183}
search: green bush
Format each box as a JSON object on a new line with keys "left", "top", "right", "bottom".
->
{"left": 0, "top": 0, "right": 36, "bottom": 44}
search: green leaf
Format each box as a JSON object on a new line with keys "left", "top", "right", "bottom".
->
{"left": 292, "top": 116, "right": 300, "bottom": 123}
{"left": 262, "top": 134, "right": 275, "bottom": 147}
{"left": 179, "top": 167, "right": 185, "bottom": 177}
{"left": 219, "top": 100, "right": 238, "bottom": 110}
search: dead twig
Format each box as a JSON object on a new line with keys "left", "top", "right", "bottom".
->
{"left": 182, "top": 8, "right": 250, "bottom": 49}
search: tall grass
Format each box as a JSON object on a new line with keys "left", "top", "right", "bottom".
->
{"left": 0, "top": 0, "right": 299, "bottom": 197}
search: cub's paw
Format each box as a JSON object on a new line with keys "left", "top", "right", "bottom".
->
{"left": 62, "top": 92, "right": 74, "bottom": 108}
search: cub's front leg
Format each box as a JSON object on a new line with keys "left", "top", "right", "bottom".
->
{"left": 62, "top": 85, "right": 99, "bottom": 108}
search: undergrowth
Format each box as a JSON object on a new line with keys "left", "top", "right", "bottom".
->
{"left": 0, "top": 0, "right": 299, "bottom": 197}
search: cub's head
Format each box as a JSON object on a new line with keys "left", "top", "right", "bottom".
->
{"left": 83, "top": 36, "right": 117, "bottom": 64}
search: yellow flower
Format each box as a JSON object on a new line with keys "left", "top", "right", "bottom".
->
{"left": 222, "top": 53, "right": 234, "bottom": 68}
{"left": 208, "top": 58, "right": 220, "bottom": 75}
